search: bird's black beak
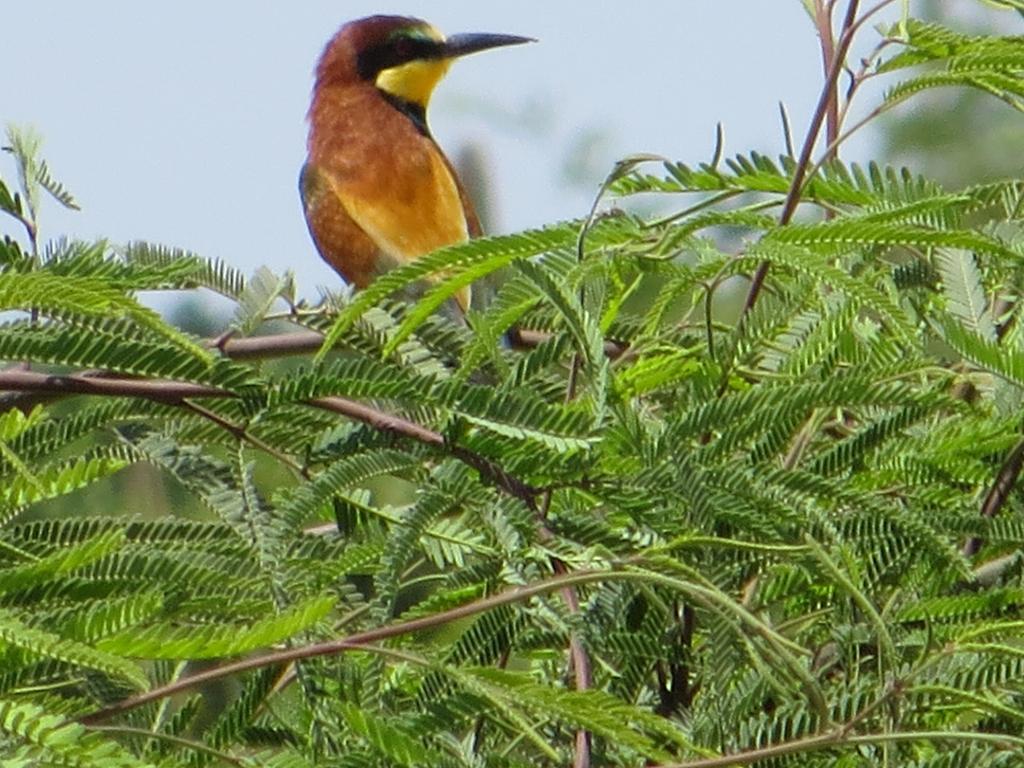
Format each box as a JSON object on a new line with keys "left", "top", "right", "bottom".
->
{"left": 441, "top": 32, "right": 535, "bottom": 59}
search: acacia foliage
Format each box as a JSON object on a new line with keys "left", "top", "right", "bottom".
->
{"left": 3, "top": 6, "right": 1024, "bottom": 768}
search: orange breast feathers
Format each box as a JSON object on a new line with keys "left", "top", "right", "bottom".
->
{"left": 302, "top": 86, "right": 479, "bottom": 313}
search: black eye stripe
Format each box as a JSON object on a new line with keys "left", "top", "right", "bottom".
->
{"left": 356, "top": 35, "right": 441, "bottom": 80}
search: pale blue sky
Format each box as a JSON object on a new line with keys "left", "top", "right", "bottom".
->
{"left": 3, "top": 2, "right": 899, "bottom": 301}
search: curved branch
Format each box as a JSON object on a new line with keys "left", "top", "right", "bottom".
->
{"left": 79, "top": 568, "right": 623, "bottom": 725}
{"left": 655, "top": 730, "right": 1024, "bottom": 768}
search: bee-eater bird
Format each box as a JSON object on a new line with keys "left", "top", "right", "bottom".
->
{"left": 301, "top": 15, "right": 532, "bottom": 316}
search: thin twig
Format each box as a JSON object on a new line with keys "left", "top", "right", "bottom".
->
{"left": 739, "top": 0, "right": 862, "bottom": 323}
{"left": 310, "top": 396, "right": 444, "bottom": 447}
{"left": 779, "top": 102, "right": 796, "bottom": 159}
{"left": 84, "top": 725, "right": 246, "bottom": 767}
{"left": 181, "top": 400, "right": 310, "bottom": 480}
{"left": 538, "top": 447, "right": 591, "bottom": 765}
{"left": 800, "top": 101, "right": 888, "bottom": 189}
{"left": 848, "top": 0, "right": 900, "bottom": 39}
{"left": 815, "top": 0, "right": 840, "bottom": 154}
{"left": 550, "top": 554, "right": 593, "bottom": 768}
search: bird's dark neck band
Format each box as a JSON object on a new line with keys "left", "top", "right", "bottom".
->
{"left": 380, "top": 91, "right": 430, "bottom": 137}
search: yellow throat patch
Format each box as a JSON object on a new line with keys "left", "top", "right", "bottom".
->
{"left": 376, "top": 58, "right": 452, "bottom": 107}
{"left": 375, "top": 25, "right": 451, "bottom": 106}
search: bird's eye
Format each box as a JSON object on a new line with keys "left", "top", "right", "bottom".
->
{"left": 394, "top": 37, "right": 413, "bottom": 58}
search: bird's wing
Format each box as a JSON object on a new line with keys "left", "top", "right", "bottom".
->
{"left": 341, "top": 144, "right": 469, "bottom": 258}
{"left": 301, "top": 161, "right": 390, "bottom": 289}
{"left": 438, "top": 145, "right": 483, "bottom": 239}
{"left": 307, "top": 139, "right": 472, "bottom": 313}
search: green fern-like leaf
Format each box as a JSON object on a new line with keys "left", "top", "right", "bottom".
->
{"left": 0, "top": 272, "right": 212, "bottom": 363}
{"left": 317, "top": 224, "right": 579, "bottom": 359}
{"left": 0, "top": 699, "right": 152, "bottom": 767}
{"left": 0, "top": 609, "right": 148, "bottom": 689}
{"left": 97, "top": 594, "right": 334, "bottom": 659}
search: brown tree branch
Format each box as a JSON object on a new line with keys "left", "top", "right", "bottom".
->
{"left": 215, "top": 328, "right": 624, "bottom": 362}
{"left": 216, "top": 330, "right": 323, "bottom": 359}
{"left": 0, "top": 328, "right": 598, "bottom": 412}
{"left": 963, "top": 436, "right": 1024, "bottom": 557}
{"left": 0, "top": 369, "right": 541, "bottom": 506}
{"left": 309, "top": 396, "right": 445, "bottom": 447}
{"left": 0, "top": 369, "right": 226, "bottom": 403}
{"left": 308, "top": 397, "right": 540, "bottom": 504}
{"left": 0, "top": 322, "right": 613, "bottom": 502}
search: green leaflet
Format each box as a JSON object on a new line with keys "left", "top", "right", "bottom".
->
{"left": 0, "top": 457, "right": 128, "bottom": 514}
{"left": 0, "top": 699, "right": 153, "bottom": 768}
{"left": 232, "top": 266, "right": 295, "bottom": 336}
{"left": 339, "top": 702, "right": 446, "bottom": 766}
{"left": 96, "top": 594, "right": 335, "bottom": 658}
{"left": 935, "top": 248, "right": 997, "bottom": 341}
{"left": 0, "top": 610, "right": 148, "bottom": 689}
{"left": 0, "top": 322, "right": 256, "bottom": 387}
{"left": 940, "top": 318, "right": 1024, "bottom": 388}
{"left": 124, "top": 241, "right": 247, "bottom": 298}
{"left": 45, "top": 240, "right": 202, "bottom": 291}
{"left": 0, "top": 530, "right": 126, "bottom": 594}
{"left": 0, "top": 271, "right": 212, "bottom": 364}
{"left": 462, "top": 667, "right": 704, "bottom": 761}
{"left": 316, "top": 224, "right": 580, "bottom": 361}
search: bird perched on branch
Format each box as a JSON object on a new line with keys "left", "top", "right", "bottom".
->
{"left": 301, "top": 15, "right": 532, "bottom": 317}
